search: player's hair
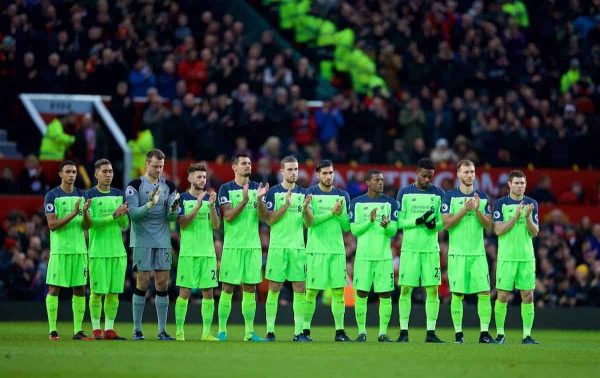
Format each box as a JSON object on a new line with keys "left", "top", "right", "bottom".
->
{"left": 59, "top": 160, "right": 77, "bottom": 171}
{"left": 316, "top": 159, "right": 333, "bottom": 172}
{"left": 508, "top": 170, "right": 526, "bottom": 182}
{"left": 280, "top": 155, "right": 298, "bottom": 168}
{"left": 146, "top": 149, "right": 165, "bottom": 161}
{"left": 417, "top": 158, "right": 435, "bottom": 170}
{"left": 366, "top": 169, "right": 382, "bottom": 181}
{"left": 457, "top": 159, "right": 475, "bottom": 170}
{"left": 231, "top": 153, "right": 250, "bottom": 165}
{"left": 187, "top": 163, "right": 207, "bottom": 174}
{"left": 94, "top": 158, "right": 112, "bottom": 170}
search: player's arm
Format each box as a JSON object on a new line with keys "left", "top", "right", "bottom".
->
{"left": 126, "top": 182, "right": 157, "bottom": 221}
{"left": 395, "top": 191, "right": 417, "bottom": 229}
{"left": 303, "top": 193, "right": 314, "bottom": 227}
{"left": 178, "top": 194, "right": 203, "bottom": 229}
{"left": 350, "top": 202, "right": 375, "bottom": 236}
{"left": 336, "top": 193, "right": 351, "bottom": 232}
{"left": 82, "top": 196, "right": 93, "bottom": 230}
{"left": 167, "top": 182, "right": 180, "bottom": 221}
{"left": 117, "top": 212, "right": 129, "bottom": 230}
{"left": 441, "top": 192, "right": 467, "bottom": 229}
{"left": 265, "top": 189, "right": 291, "bottom": 226}
{"left": 46, "top": 199, "right": 82, "bottom": 231}
{"left": 219, "top": 185, "right": 247, "bottom": 222}
{"left": 493, "top": 202, "right": 522, "bottom": 236}
{"left": 525, "top": 202, "right": 539, "bottom": 237}
{"left": 474, "top": 204, "right": 493, "bottom": 231}
{"left": 383, "top": 200, "right": 399, "bottom": 237}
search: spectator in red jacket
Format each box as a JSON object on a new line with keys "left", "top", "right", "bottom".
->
{"left": 177, "top": 48, "right": 207, "bottom": 96}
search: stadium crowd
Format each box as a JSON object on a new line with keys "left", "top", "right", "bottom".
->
{"left": 0, "top": 0, "right": 598, "bottom": 168}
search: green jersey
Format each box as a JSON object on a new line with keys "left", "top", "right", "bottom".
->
{"left": 350, "top": 194, "right": 399, "bottom": 260}
{"left": 493, "top": 195, "right": 538, "bottom": 262}
{"left": 86, "top": 187, "right": 128, "bottom": 258}
{"left": 44, "top": 186, "right": 87, "bottom": 255}
{"left": 305, "top": 185, "right": 351, "bottom": 255}
{"left": 178, "top": 191, "right": 217, "bottom": 257}
{"left": 396, "top": 183, "right": 445, "bottom": 253}
{"left": 263, "top": 184, "right": 307, "bottom": 249}
{"left": 218, "top": 180, "right": 261, "bottom": 249}
{"left": 442, "top": 188, "right": 491, "bottom": 256}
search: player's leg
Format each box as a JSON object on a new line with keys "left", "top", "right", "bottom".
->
{"left": 329, "top": 254, "right": 349, "bottom": 341}
{"left": 397, "top": 250, "right": 420, "bottom": 341}
{"left": 470, "top": 255, "right": 493, "bottom": 343}
{"left": 175, "top": 287, "right": 191, "bottom": 341}
{"left": 88, "top": 257, "right": 106, "bottom": 338}
{"left": 241, "top": 248, "right": 264, "bottom": 341}
{"left": 265, "top": 248, "right": 286, "bottom": 339}
{"left": 303, "top": 253, "right": 322, "bottom": 338}
{"left": 374, "top": 259, "right": 394, "bottom": 342}
{"left": 265, "top": 280, "right": 283, "bottom": 339}
{"left": 89, "top": 292, "right": 104, "bottom": 338}
{"left": 132, "top": 247, "right": 151, "bottom": 339}
{"left": 46, "top": 285, "right": 60, "bottom": 339}
{"left": 154, "top": 268, "right": 173, "bottom": 340}
{"left": 448, "top": 254, "right": 465, "bottom": 342}
{"left": 422, "top": 252, "right": 443, "bottom": 343}
{"left": 199, "top": 256, "right": 218, "bottom": 340}
{"left": 353, "top": 260, "right": 372, "bottom": 341}
{"left": 103, "top": 256, "right": 127, "bottom": 339}
{"left": 494, "top": 260, "right": 518, "bottom": 343}
{"left": 217, "top": 248, "right": 242, "bottom": 340}
{"left": 71, "top": 254, "right": 90, "bottom": 339}
{"left": 517, "top": 261, "right": 537, "bottom": 344}
{"left": 289, "top": 249, "right": 308, "bottom": 341}
{"left": 200, "top": 288, "right": 218, "bottom": 340}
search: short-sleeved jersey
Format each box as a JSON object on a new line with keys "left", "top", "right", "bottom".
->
{"left": 396, "top": 183, "right": 445, "bottom": 253}
{"left": 493, "top": 195, "right": 538, "bottom": 262}
{"left": 442, "top": 188, "right": 491, "bottom": 256}
{"left": 305, "top": 185, "right": 351, "bottom": 255}
{"left": 86, "top": 187, "right": 128, "bottom": 258}
{"left": 44, "top": 186, "right": 87, "bottom": 255}
{"left": 218, "top": 180, "right": 261, "bottom": 249}
{"left": 264, "top": 184, "right": 307, "bottom": 249}
{"left": 125, "top": 176, "right": 178, "bottom": 248}
{"left": 178, "top": 191, "right": 216, "bottom": 257}
{"left": 350, "top": 194, "right": 398, "bottom": 260}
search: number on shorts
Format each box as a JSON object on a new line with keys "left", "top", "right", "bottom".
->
{"left": 390, "top": 272, "right": 394, "bottom": 285}
{"left": 211, "top": 270, "right": 216, "bottom": 280}
{"left": 434, "top": 267, "right": 440, "bottom": 279}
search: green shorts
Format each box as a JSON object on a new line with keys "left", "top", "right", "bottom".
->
{"left": 353, "top": 259, "right": 394, "bottom": 293}
{"left": 306, "top": 253, "right": 347, "bottom": 290}
{"left": 399, "top": 251, "right": 441, "bottom": 287}
{"left": 177, "top": 256, "right": 218, "bottom": 289}
{"left": 496, "top": 260, "right": 535, "bottom": 291}
{"left": 266, "top": 248, "right": 306, "bottom": 282}
{"left": 219, "top": 248, "right": 263, "bottom": 285}
{"left": 447, "top": 254, "right": 490, "bottom": 294}
{"left": 46, "top": 254, "right": 88, "bottom": 288}
{"left": 89, "top": 256, "right": 127, "bottom": 294}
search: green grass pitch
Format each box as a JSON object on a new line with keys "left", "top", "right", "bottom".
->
{"left": 1, "top": 322, "right": 599, "bottom": 377}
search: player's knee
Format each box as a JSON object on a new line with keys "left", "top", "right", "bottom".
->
{"left": 356, "top": 290, "right": 368, "bottom": 298}
{"left": 241, "top": 284, "right": 256, "bottom": 293}
{"left": 47, "top": 286, "right": 60, "bottom": 296}
{"left": 425, "top": 286, "right": 438, "bottom": 296}
{"left": 292, "top": 282, "right": 305, "bottom": 293}
{"left": 72, "top": 286, "right": 85, "bottom": 296}
{"left": 221, "top": 283, "right": 234, "bottom": 294}
{"left": 332, "top": 288, "right": 344, "bottom": 297}
{"left": 268, "top": 282, "right": 282, "bottom": 292}
{"left": 452, "top": 293, "right": 464, "bottom": 301}
{"left": 379, "top": 292, "right": 391, "bottom": 299}
{"left": 202, "top": 289, "right": 213, "bottom": 299}
{"left": 497, "top": 290, "right": 509, "bottom": 302}
{"left": 179, "top": 288, "right": 190, "bottom": 299}
{"left": 521, "top": 290, "right": 533, "bottom": 304}
{"left": 400, "top": 286, "right": 413, "bottom": 296}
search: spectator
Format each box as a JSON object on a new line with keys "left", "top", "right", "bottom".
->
{"left": 142, "top": 89, "right": 170, "bottom": 152}
{"left": 18, "top": 155, "right": 49, "bottom": 195}
{"left": 386, "top": 139, "right": 410, "bottom": 166}
{"left": 128, "top": 59, "right": 156, "bottom": 97}
{"left": 558, "top": 182, "right": 586, "bottom": 205}
{"left": 291, "top": 99, "right": 317, "bottom": 148}
{"left": 156, "top": 60, "right": 179, "bottom": 100}
{"left": 0, "top": 167, "right": 18, "bottom": 194}
{"left": 530, "top": 175, "right": 557, "bottom": 204}
{"left": 315, "top": 100, "right": 344, "bottom": 144}
{"left": 73, "top": 113, "right": 109, "bottom": 174}
{"left": 177, "top": 49, "right": 207, "bottom": 96}
{"left": 39, "top": 114, "right": 76, "bottom": 161}
{"left": 430, "top": 138, "right": 457, "bottom": 165}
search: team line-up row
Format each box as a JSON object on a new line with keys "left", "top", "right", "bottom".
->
{"left": 42, "top": 150, "right": 540, "bottom": 345}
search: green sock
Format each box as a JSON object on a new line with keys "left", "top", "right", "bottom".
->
{"left": 293, "top": 292, "right": 306, "bottom": 336}
{"left": 399, "top": 288, "right": 412, "bottom": 330}
{"left": 265, "top": 290, "right": 280, "bottom": 333}
{"left": 175, "top": 297, "right": 188, "bottom": 336}
{"left": 201, "top": 298, "right": 215, "bottom": 336}
{"left": 378, "top": 297, "right": 392, "bottom": 336}
{"left": 477, "top": 294, "right": 492, "bottom": 332}
{"left": 72, "top": 295, "right": 86, "bottom": 335}
{"left": 354, "top": 294, "right": 367, "bottom": 335}
{"left": 241, "top": 291, "right": 256, "bottom": 338}
{"left": 304, "top": 289, "right": 318, "bottom": 330}
{"left": 104, "top": 294, "right": 119, "bottom": 330}
{"left": 218, "top": 291, "right": 233, "bottom": 334}
{"left": 46, "top": 294, "right": 58, "bottom": 333}
{"left": 331, "top": 288, "right": 345, "bottom": 330}
{"left": 521, "top": 302, "right": 534, "bottom": 338}
{"left": 425, "top": 287, "right": 439, "bottom": 331}
{"left": 450, "top": 293, "right": 464, "bottom": 333}
{"left": 495, "top": 300, "right": 507, "bottom": 335}
{"left": 89, "top": 293, "right": 102, "bottom": 330}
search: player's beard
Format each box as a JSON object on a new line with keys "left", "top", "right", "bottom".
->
{"left": 192, "top": 183, "right": 204, "bottom": 191}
